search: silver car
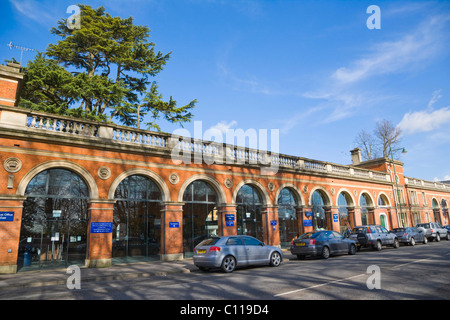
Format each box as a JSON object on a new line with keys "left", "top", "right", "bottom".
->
{"left": 416, "top": 222, "right": 449, "bottom": 241}
{"left": 193, "top": 235, "right": 283, "bottom": 273}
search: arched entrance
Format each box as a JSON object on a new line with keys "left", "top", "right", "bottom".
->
{"left": 19, "top": 168, "right": 89, "bottom": 270}
{"left": 360, "top": 193, "right": 373, "bottom": 225}
{"left": 378, "top": 194, "right": 390, "bottom": 228}
{"left": 432, "top": 199, "right": 441, "bottom": 224}
{"left": 277, "top": 188, "right": 298, "bottom": 247}
{"left": 441, "top": 199, "right": 448, "bottom": 225}
{"left": 182, "top": 180, "right": 218, "bottom": 257}
{"left": 311, "top": 189, "right": 329, "bottom": 230}
{"left": 236, "top": 184, "right": 264, "bottom": 241}
{"left": 338, "top": 192, "right": 353, "bottom": 233}
{"left": 112, "top": 175, "right": 163, "bottom": 261}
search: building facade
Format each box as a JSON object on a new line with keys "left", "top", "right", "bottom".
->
{"left": 0, "top": 62, "right": 449, "bottom": 273}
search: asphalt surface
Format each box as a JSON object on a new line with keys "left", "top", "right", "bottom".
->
{"left": 1, "top": 241, "right": 449, "bottom": 302}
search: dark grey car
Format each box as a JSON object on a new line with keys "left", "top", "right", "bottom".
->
{"left": 193, "top": 235, "right": 283, "bottom": 273}
{"left": 290, "top": 230, "right": 357, "bottom": 259}
{"left": 391, "top": 227, "right": 427, "bottom": 246}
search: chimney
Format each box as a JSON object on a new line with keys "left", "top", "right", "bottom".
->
{"left": 350, "top": 148, "right": 362, "bottom": 165}
{"left": 0, "top": 62, "right": 24, "bottom": 107}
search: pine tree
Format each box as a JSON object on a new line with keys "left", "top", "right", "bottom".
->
{"left": 19, "top": 4, "right": 196, "bottom": 129}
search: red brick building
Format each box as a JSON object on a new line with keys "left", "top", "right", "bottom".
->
{"left": 0, "top": 62, "right": 449, "bottom": 273}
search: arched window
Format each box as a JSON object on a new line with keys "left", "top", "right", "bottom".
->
{"left": 236, "top": 184, "right": 263, "bottom": 241}
{"left": 113, "top": 175, "right": 163, "bottom": 261}
{"left": 311, "top": 190, "right": 328, "bottom": 230}
{"left": 277, "top": 188, "right": 298, "bottom": 247}
{"left": 378, "top": 195, "right": 388, "bottom": 207}
{"left": 182, "top": 180, "right": 218, "bottom": 257}
{"left": 20, "top": 169, "right": 89, "bottom": 270}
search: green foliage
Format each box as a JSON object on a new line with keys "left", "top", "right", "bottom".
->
{"left": 19, "top": 4, "right": 196, "bottom": 129}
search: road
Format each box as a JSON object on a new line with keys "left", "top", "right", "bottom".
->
{"left": 1, "top": 240, "right": 449, "bottom": 303}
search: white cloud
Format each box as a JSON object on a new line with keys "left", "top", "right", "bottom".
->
{"left": 217, "top": 63, "right": 281, "bottom": 95}
{"left": 434, "top": 175, "right": 450, "bottom": 182}
{"left": 9, "top": 0, "right": 56, "bottom": 25}
{"left": 332, "top": 15, "right": 448, "bottom": 85}
{"left": 427, "top": 89, "right": 442, "bottom": 109}
{"left": 397, "top": 106, "right": 450, "bottom": 135}
{"left": 299, "top": 13, "right": 450, "bottom": 129}
{"left": 207, "top": 120, "right": 238, "bottom": 135}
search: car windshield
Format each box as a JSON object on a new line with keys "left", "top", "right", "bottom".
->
{"left": 197, "top": 238, "right": 220, "bottom": 246}
{"left": 392, "top": 228, "right": 405, "bottom": 232}
{"left": 417, "top": 223, "right": 430, "bottom": 228}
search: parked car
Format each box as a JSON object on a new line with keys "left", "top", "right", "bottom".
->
{"left": 350, "top": 225, "right": 399, "bottom": 251}
{"left": 391, "top": 227, "right": 427, "bottom": 246}
{"left": 193, "top": 235, "right": 283, "bottom": 273}
{"left": 444, "top": 225, "right": 450, "bottom": 236}
{"left": 290, "top": 230, "right": 357, "bottom": 259}
{"left": 415, "top": 222, "right": 449, "bottom": 242}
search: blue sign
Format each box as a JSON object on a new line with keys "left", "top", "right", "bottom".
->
{"left": 0, "top": 211, "right": 14, "bottom": 222}
{"left": 169, "top": 222, "right": 179, "bottom": 228}
{"left": 270, "top": 220, "right": 277, "bottom": 226}
{"left": 304, "top": 219, "right": 313, "bottom": 227}
{"left": 226, "top": 221, "right": 234, "bottom": 227}
{"left": 305, "top": 211, "right": 313, "bottom": 217}
{"left": 225, "top": 214, "right": 235, "bottom": 221}
{"left": 90, "top": 222, "right": 113, "bottom": 233}
{"left": 333, "top": 214, "right": 339, "bottom": 223}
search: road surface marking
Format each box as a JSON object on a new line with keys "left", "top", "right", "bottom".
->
{"left": 274, "top": 273, "right": 366, "bottom": 297}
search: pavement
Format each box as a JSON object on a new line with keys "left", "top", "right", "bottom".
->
{"left": 0, "top": 250, "right": 295, "bottom": 290}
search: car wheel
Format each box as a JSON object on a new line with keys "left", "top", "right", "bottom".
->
{"left": 348, "top": 244, "right": 357, "bottom": 255}
{"left": 321, "top": 246, "right": 330, "bottom": 259}
{"left": 270, "top": 252, "right": 281, "bottom": 267}
{"left": 221, "top": 255, "right": 236, "bottom": 273}
{"left": 423, "top": 236, "right": 428, "bottom": 244}
{"left": 393, "top": 239, "right": 399, "bottom": 249}
{"left": 435, "top": 233, "right": 440, "bottom": 242}
{"left": 374, "top": 240, "right": 382, "bottom": 251}
{"left": 410, "top": 238, "right": 415, "bottom": 246}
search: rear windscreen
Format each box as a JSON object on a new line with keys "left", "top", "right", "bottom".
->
{"left": 197, "top": 238, "right": 220, "bottom": 246}
{"left": 352, "top": 227, "right": 367, "bottom": 234}
{"left": 298, "top": 232, "right": 322, "bottom": 239}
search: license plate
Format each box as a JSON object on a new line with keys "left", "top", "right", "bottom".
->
{"left": 296, "top": 242, "right": 305, "bottom": 246}
{"left": 197, "top": 249, "right": 206, "bottom": 254}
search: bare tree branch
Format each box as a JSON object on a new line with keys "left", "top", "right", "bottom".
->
{"left": 354, "top": 129, "right": 379, "bottom": 161}
{"left": 374, "top": 119, "right": 402, "bottom": 157}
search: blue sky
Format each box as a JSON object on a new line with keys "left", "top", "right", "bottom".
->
{"left": 1, "top": 0, "right": 449, "bottom": 182}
